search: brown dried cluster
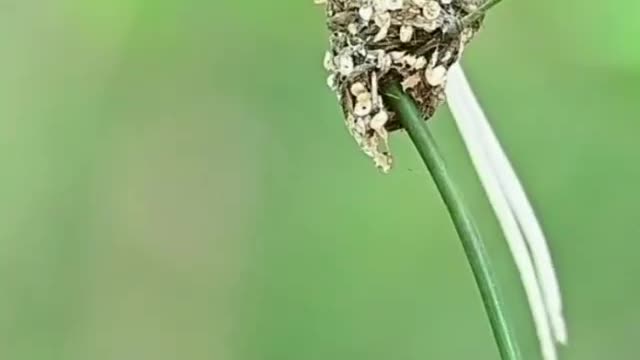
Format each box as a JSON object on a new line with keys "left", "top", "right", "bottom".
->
{"left": 317, "top": 0, "right": 483, "bottom": 171}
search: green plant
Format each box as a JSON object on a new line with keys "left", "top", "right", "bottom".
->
{"left": 319, "top": 1, "right": 567, "bottom": 359}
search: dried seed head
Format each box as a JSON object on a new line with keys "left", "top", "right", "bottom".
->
{"left": 318, "top": 0, "right": 483, "bottom": 171}
{"left": 400, "top": 25, "right": 414, "bottom": 42}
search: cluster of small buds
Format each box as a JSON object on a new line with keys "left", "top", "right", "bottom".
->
{"left": 317, "top": 0, "right": 482, "bottom": 171}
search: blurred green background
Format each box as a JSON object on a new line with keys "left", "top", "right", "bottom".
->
{"left": 1, "top": 1, "right": 639, "bottom": 359}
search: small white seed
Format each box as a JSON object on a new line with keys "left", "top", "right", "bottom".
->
{"left": 389, "top": 51, "right": 406, "bottom": 63}
{"left": 347, "top": 23, "right": 358, "bottom": 35}
{"left": 377, "top": 51, "right": 392, "bottom": 71}
{"left": 415, "top": 56, "right": 427, "bottom": 69}
{"left": 374, "top": 26, "right": 389, "bottom": 42}
{"left": 350, "top": 82, "right": 367, "bottom": 96}
{"left": 356, "top": 92, "right": 372, "bottom": 103}
{"left": 423, "top": 1, "right": 442, "bottom": 20}
{"left": 400, "top": 25, "right": 414, "bottom": 43}
{"left": 354, "top": 98, "right": 373, "bottom": 117}
{"left": 374, "top": 11, "right": 391, "bottom": 28}
{"left": 403, "top": 54, "right": 417, "bottom": 67}
{"left": 359, "top": 6, "right": 374, "bottom": 22}
{"left": 373, "top": 12, "right": 391, "bottom": 42}
{"left": 401, "top": 73, "right": 421, "bottom": 90}
{"left": 385, "top": 0, "right": 404, "bottom": 11}
{"left": 425, "top": 65, "right": 447, "bottom": 86}
{"left": 338, "top": 55, "right": 354, "bottom": 76}
{"left": 370, "top": 111, "right": 389, "bottom": 131}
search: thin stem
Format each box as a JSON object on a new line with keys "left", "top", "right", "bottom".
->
{"left": 463, "top": 0, "right": 506, "bottom": 26}
{"left": 385, "top": 85, "right": 521, "bottom": 360}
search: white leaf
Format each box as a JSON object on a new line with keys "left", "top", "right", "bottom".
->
{"left": 445, "top": 63, "right": 567, "bottom": 359}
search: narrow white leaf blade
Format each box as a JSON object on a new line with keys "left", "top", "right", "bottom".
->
{"left": 446, "top": 63, "right": 559, "bottom": 360}
{"left": 445, "top": 64, "right": 567, "bottom": 344}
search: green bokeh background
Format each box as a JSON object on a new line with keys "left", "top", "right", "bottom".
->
{"left": 1, "top": 1, "right": 639, "bottom": 359}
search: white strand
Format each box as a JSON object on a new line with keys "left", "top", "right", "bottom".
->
{"left": 446, "top": 63, "right": 559, "bottom": 360}
{"left": 453, "top": 67, "right": 567, "bottom": 343}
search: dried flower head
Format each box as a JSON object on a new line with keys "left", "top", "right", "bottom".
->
{"left": 318, "top": 0, "right": 483, "bottom": 171}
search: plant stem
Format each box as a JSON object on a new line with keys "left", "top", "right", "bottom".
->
{"left": 385, "top": 84, "right": 521, "bottom": 360}
{"left": 463, "top": 0, "right": 506, "bottom": 26}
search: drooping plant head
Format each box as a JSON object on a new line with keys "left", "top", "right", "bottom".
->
{"left": 318, "top": 0, "right": 484, "bottom": 171}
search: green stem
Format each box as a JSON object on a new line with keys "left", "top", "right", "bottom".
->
{"left": 385, "top": 85, "right": 521, "bottom": 360}
{"left": 463, "top": 0, "right": 506, "bottom": 26}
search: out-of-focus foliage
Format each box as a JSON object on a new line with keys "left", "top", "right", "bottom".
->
{"left": 1, "top": 1, "right": 638, "bottom": 359}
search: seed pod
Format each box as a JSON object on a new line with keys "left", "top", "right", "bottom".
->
{"left": 318, "top": 0, "right": 483, "bottom": 171}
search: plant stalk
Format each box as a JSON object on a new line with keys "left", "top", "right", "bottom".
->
{"left": 463, "top": 0, "right": 506, "bottom": 26}
{"left": 385, "top": 84, "right": 521, "bottom": 360}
